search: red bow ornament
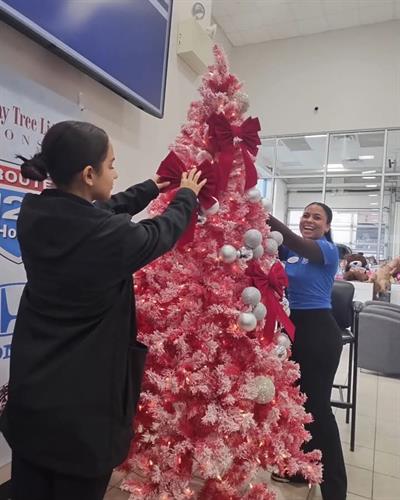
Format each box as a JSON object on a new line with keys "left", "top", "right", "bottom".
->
{"left": 207, "top": 112, "right": 261, "bottom": 192}
{"left": 156, "top": 151, "right": 218, "bottom": 246}
{"left": 245, "top": 260, "right": 295, "bottom": 344}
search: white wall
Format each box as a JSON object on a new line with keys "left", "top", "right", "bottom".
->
{"left": 272, "top": 178, "right": 288, "bottom": 222}
{"left": 231, "top": 20, "right": 400, "bottom": 136}
{"left": 0, "top": 0, "right": 224, "bottom": 192}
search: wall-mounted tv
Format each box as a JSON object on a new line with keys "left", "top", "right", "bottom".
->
{"left": 0, "top": 0, "right": 173, "bottom": 118}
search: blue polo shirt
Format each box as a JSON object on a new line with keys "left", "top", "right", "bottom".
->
{"left": 283, "top": 238, "right": 339, "bottom": 310}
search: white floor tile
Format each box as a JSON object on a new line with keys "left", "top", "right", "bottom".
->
{"left": 347, "top": 465, "right": 373, "bottom": 498}
{"left": 338, "top": 415, "right": 376, "bottom": 449}
{"left": 375, "top": 431, "right": 400, "bottom": 456}
{"left": 374, "top": 451, "right": 400, "bottom": 479}
{"left": 343, "top": 445, "right": 374, "bottom": 470}
{"left": 372, "top": 472, "right": 400, "bottom": 500}
{"left": 347, "top": 494, "right": 370, "bottom": 500}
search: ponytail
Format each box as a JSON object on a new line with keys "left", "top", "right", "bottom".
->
{"left": 17, "top": 153, "right": 48, "bottom": 182}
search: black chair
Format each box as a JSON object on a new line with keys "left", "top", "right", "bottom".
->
{"left": 330, "top": 280, "right": 362, "bottom": 452}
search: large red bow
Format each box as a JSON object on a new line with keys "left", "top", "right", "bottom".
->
{"left": 156, "top": 151, "right": 218, "bottom": 246}
{"left": 245, "top": 261, "right": 295, "bottom": 344}
{"left": 207, "top": 113, "right": 261, "bottom": 192}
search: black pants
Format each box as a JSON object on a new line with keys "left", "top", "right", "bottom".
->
{"left": 291, "top": 309, "right": 347, "bottom": 500}
{"left": 11, "top": 454, "right": 112, "bottom": 500}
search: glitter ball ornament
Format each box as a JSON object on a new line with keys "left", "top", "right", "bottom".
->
{"left": 246, "top": 188, "right": 262, "bottom": 203}
{"left": 252, "top": 244, "right": 264, "bottom": 259}
{"left": 241, "top": 287, "right": 261, "bottom": 306}
{"left": 253, "top": 302, "right": 267, "bottom": 321}
{"left": 201, "top": 199, "right": 220, "bottom": 216}
{"left": 244, "top": 229, "right": 262, "bottom": 249}
{"left": 275, "top": 344, "right": 288, "bottom": 361}
{"left": 265, "top": 238, "right": 278, "bottom": 255}
{"left": 261, "top": 198, "right": 273, "bottom": 212}
{"left": 238, "top": 246, "right": 254, "bottom": 261}
{"left": 269, "top": 231, "right": 283, "bottom": 246}
{"left": 238, "top": 312, "right": 257, "bottom": 332}
{"left": 235, "top": 91, "right": 250, "bottom": 113}
{"left": 219, "top": 244, "right": 238, "bottom": 263}
{"left": 277, "top": 333, "right": 291, "bottom": 349}
{"left": 252, "top": 376, "right": 275, "bottom": 404}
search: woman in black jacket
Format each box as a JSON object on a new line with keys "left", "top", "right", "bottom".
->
{"left": 1, "top": 121, "right": 206, "bottom": 500}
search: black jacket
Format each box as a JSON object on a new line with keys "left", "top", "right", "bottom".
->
{"left": 1, "top": 180, "right": 197, "bottom": 477}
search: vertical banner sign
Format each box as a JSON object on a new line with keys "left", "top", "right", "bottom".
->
{"left": 0, "top": 66, "right": 78, "bottom": 467}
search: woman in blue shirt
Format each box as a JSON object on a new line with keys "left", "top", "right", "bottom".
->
{"left": 269, "top": 202, "right": 346, "bottom": 500}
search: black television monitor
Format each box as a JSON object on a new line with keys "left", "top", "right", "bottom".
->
{"left": 0, "top": 0, "right": 173, "bottom": 118}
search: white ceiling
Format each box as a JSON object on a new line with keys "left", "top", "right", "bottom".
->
{"left": 212, "top": 0, "right": 400, "bottom": 46}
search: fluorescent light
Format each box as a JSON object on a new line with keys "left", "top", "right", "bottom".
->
{"left": 366, "top": 184, "right": 378, "bottom": 188}
{"left": 305, "top": 134, "right": 327, "bottom": 139}
{"left": 368, "top": 194, "right": 378, "bottom": 197}
{"left": 362, "top": 176, "right": 376, "bottom": 179}
{"left": 370, "top": 202, "right": 378, "bottom": 206}
{"left": 362, "top": 170, "right": 376, "bottom": 174}
{"left": 359, "top": 155, "right": 375, "bottom": 160}
{"left": 327, "top": 163, "right": 345, "bottom": 172}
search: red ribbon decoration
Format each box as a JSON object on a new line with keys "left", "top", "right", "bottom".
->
{"left": 207, "top": 113, "right": 261, "bottom": 192}
{"left": 245, "top": 260, "right": 295, "bottom": 344}
{"left": 156, "top": 151, "right": 218, "bottom": 246}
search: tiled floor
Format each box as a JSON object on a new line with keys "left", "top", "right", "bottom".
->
{"left": 105, "top": 345, "right": 400, "bottom": 499}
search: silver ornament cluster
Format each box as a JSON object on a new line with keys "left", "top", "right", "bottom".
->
{"left": 261, "top": 198, "right": 273, "bottom": 212}
{"left": 238, "top": 286, "right": 267, "bottom": 332}
{"left": 274, "top": 344, "right": 288, "bottom": 361}
{"left": 241, "top": 287, "right": 261, "bottom": 306}
{"left": 251, "top": 376, "right": 275, "bottom": 404}
{"left": 219, "top": 244, "right": 238, "bottom": 264}
{"left": 277, "top": 333, "right": 291, "bottom": 349}
{"left": 269, "top": 230, "right": 283, "bottom": 246}
{"left": 235, "top": 91, "right": 250, "bottom": 113}
{"left": 246, "top": 188, "right": 262, "bottom": 203}
{"left": 265, "top": 238, "right": 278, "bottom": 255}
{"left": 238, "top": 312, "right": 257, "bottom": 332}
{"left": 244, "top": 229, "right": 262, "bottom": 249}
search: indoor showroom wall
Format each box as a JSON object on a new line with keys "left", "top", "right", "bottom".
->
{"left": 231, "top": 20, "right": 400, "bottom": 136}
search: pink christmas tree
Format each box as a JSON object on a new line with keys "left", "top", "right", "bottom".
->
{"left": 121, "top": 46, "right": 321, "bottom": 500}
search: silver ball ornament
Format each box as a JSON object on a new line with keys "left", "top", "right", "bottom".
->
{"left": 235, "top": 91, "right": 250, "bottom": 113}
{"left": 265, "top": 238, "right": 278, "bottom": 255}
{"left": 238, "top": 312, "right": 257, "bottom": 332}
{"left": 253, "top": 302, "right": 267, "bottom": 321}
{"left": 277, "top": 333, "right": 291, "bottom": 349}
{"left": 252, "top": 244, "right": 264, "bottom": 259}
{"left": 269, "top": 231, "right": 283, "bottom": 246}
{"left": 252, "top": 376, "right": 275, "bottom": 404}
{"left": 244, "top": 229, "right": 262, "bottom": 249}
{"left": 238, "top": 246, "right": 254, "bottom": 261}
{"left": 220, "top": 245, "right": 238, "bottom": 264}
{"left": 261, "top": 198, "right": 273, "bottom": 212}
{"left": 275, "top": 344, "right": 288, "bottom": 361}
{"left": 241, "top": 287, "right": 261, "bottom": 306}
{"left": 201, "top": 199, "right": 220, "bottom": 216}
{"left": 246, "top": 188, "right": 262, "bottom": 203}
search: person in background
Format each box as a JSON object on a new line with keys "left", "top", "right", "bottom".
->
{"left": 0, "top": 121, "right": 206, "bottom": 500}
{"left": 269, "top": 202, "right": 347, "bottom": 500}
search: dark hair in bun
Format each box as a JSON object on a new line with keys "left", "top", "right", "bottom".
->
{"left": 17, "top": 121, "right": 109, "bottom": 187}
{"left": 17, "top": 153, "right": 48, "bottom": 182}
